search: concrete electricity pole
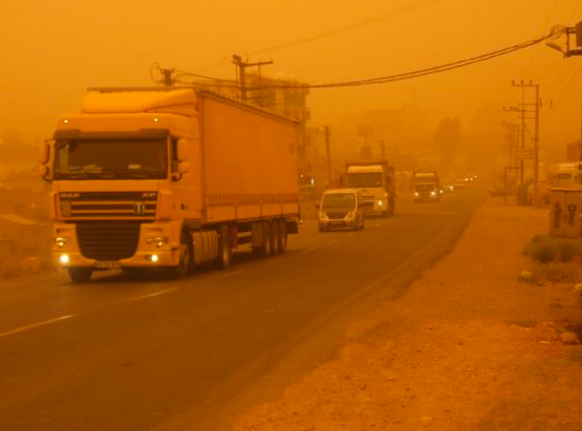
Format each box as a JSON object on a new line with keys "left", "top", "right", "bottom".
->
{"left": 546, "top": 21, "right": 582, "bottom": 160}
{"left": 510, "top": 80, "right": 541, "bottom": 204}
{"left": 232, "top": 55, "right": 274, "bottom": 103}
{"left": 324, "top": 126, "right": 332, "bottom": 188}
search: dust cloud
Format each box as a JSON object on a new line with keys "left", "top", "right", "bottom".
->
{"left": 1, "top": 0, "right": 581, "bottom": 167}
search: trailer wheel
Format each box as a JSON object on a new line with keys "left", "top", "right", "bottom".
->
{"left": 169, "top": 232, "right": 191, "bottom": 279}
{"left": 216, "top": 225, "right": 232, "bottom": 269}
{"left": 68, "top": 267, "right": 92, "bottom": 283}
{"left": 277, "top": 220, "right": 287, "bottom": 253}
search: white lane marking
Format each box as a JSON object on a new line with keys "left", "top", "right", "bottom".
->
{"left": 301, "top": 248, "right": 317, "bottom": 254}
{"left": 213, "top": 270, "right": 243, "bottom": 280}
{"left": 0, "top": 314, "right": 76, "bottom": 339}
{"left": 326, "top": 240, "right": 340, "bottom": 246}
{"left": 130, "top": 287, "right": 179, "bottom": 301}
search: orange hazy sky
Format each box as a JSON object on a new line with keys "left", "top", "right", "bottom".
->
{"left": 1, "top": 0, "right": 581, "bottom": 150}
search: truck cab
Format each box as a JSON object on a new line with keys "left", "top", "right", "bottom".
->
{"left": 344, "top": 161, "right": 395, "bottom": 217}
{"left": 413, "top": 170, "right": 440, "bottom": 202}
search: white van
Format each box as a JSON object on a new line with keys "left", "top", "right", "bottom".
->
{"left": 318, "top": 188, "right": 365, "bottom": 232}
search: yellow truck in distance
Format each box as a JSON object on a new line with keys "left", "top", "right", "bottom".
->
{"left": 343, "top": 161, "right": 396, "bottom": 217}
{"left": 41, "top": 88, "right": 301, "bottom": 282}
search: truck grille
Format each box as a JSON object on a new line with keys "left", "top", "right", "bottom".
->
{"left": 76, "top": 222, "right": 140, "bottom": 261}
{"left": 59, "top": 191, "right": 157, "bottom": 220}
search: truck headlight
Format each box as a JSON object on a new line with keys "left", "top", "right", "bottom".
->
{"left": 430, "top": 191, "right": 436, "bottom": 197}
{"left": 378, "top": 200, "right": 383, "bottom": 207}
{"left": 59, "top": 254, "right": 70, "bottom": 265}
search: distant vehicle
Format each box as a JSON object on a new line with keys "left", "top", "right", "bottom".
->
{"left": 549, "top": 162, "right": 582, "bottom": 189}
{"left": 413, "top": 170, "right": 440, "bottom": 202}
{"left": 453, "top": 179, "right": 467, "bottom": 190}
{"left": 442, "top": 183, "right": 455, "bottom": 193}
{"left": 343, "top": 160, "right": 396, "bottom": 217}
{"left": 318, "top": 188, "right": 365, "bottom": 232}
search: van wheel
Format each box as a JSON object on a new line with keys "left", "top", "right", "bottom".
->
{"left": 68, "top": 268, "right": 92, "bottom": 283}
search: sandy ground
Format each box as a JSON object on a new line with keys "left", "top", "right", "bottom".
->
{"left": 229, "top": 197, "right": 582, "bottom": 430}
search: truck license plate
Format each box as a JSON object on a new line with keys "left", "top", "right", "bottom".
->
{"left": 95, "top": 260, "right": 121, "bottom": 269}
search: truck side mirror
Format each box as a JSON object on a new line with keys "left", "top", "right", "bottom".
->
{"left": 178, "top": 161, "right": 190, "bottom": 174}
{"left": 39, "top": 140, "right": 52, "bottom": 182}
{"left": 177, "top": 139, "right": 188, "bottom": 161}
{"left": 172, "top": 161, "right": 190, "bottom": 181}
{"left": 40, "top": 140, "right": 51, "bottom": 164}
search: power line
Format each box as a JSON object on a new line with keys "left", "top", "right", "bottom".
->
{"left": 166, "top": 29, "right": 562, "bottom": 91}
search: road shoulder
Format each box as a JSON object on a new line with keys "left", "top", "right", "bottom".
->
{"left": 230, "top": 197, "right": 582, "bottom": 431}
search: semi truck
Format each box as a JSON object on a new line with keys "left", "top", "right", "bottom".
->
{"left": 343, "top": 160, "right": 396, "bottom": 217}
{"left": 40, "top": 87, "right": 301, "bottom": 282}
{"left": 413, "top": 170, "right": 440, "bottom": 202}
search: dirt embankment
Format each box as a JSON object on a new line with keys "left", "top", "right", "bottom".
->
{"left": 230, "top": 198, "right": 582, "bottom": 431}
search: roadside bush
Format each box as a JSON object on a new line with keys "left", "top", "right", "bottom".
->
{"left": 524, "top": 235, "right": 582, "bottom": 263}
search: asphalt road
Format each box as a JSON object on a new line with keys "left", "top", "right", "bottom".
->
{"left": 0, "top": 184, "right": 485, "bottom": 431}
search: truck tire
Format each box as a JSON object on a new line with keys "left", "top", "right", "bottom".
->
{"left": 216, "top": 225, "right": 232, "bottom": 269}
{"left": 255, "top": 221, "right": 274, "bottom": 258}
{"left": 169, "top": 231, "right": 191, "bottom": 279}
{"left": 68, "top": 267, "right": 92, "bottom": 283}
{"left": 277, "top": 219, "right": 287, "bottom": 253}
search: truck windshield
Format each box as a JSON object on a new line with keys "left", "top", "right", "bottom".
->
{"left": 414, "top": 174, "right": 436, "bottom": 184}
{"left": 54, "top": 139, "right": 168, "bottom": 180}
{"left": 347, "top": 172, "right": 382, "bottom": 187}
{"left": 321, "top": 193, "right": 356, "bottom": 209}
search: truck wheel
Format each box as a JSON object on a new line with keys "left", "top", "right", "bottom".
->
{"left": 259, "top": 221, "right": 274, "bottom": 257}
{"left": 277, "top": 220, "right": 287, "bottom": 253}
{"left": 216, "top": 225, "right": 232, "bottom": 269}
{"left": 169, "top": 232, "right": 191, "bottom": 279}
{"left": 68, "top": 268, "right": 92, "bottom": 283}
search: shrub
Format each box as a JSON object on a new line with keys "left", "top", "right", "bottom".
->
{"left": 524, "top": 235, "right": 582, "bottom": 263}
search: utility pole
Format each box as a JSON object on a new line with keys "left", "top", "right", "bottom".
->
{"left": 324, "top": 126, "right": 332, "bottom": 188}
{"left": 232, "top": 55, "right": 274, "bottom": 103}
{"left": 380, "top": 140, "right": 386, "bottom": 160}
{"left": 546, "top": 21, "right": 582, "bottom": 160}
{"left": 511, "top": 80, "right": 540, "bottom": 205}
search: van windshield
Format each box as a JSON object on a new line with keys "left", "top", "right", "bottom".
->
{"left": 321, "top": 193, "right": 356, "bottom": 209}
